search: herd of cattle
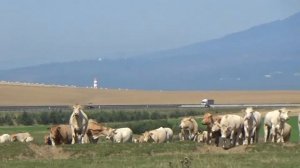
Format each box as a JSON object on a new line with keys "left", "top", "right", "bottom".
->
{"left": 0, "top": 105, "right": 297, "bottom": 149}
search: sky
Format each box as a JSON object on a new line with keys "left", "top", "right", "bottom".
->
{"left": 0, "top": 0, "right": 300, "bottom": 69}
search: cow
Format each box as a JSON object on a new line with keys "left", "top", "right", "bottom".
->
{"left": 179, "top": 117, "right": 198, "bottom": 141}
{"left": 264, "top": 108, "right": 290, "bottom": 143}
{"left": 142, "top": 127, "right": 168, "bottom": 143}
{"left": 0, "top": 134, "right": 11, "bottom": 143}
{"left": 216, "top": 114, "right": 244, "bottom": 149}
{"left": 194, "top": 131, "right": 208, "bottom": 143}
{"left": 202, "top": 113, "right": 222, "bottom": 146}
{"left": 10, "top": 132, "right": 34, "bottom": 142}
{"left": 276, "top": 122, "right": 292, "bottom": 143}
{"left": 243, "top": 107, "right": 261, "bottom": 145}
{"left": 105, "top": 127, "right": 133, "bottom": 143}
{"left": 48, "top": 124, "right": 72, "bottom": 146}
{"left": 85, "top": 119, "right": 107, "bottom": 143}
{"left": 69, "top": 105, "right": 89, "bottom": 144}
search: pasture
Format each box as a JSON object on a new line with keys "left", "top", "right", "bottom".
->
{"left": 0, "top": 114, "right": 300, "bottom": 168}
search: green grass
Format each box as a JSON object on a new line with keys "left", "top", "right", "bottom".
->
{"left": 0, "top": 116, "right": 299, "bottom": 168}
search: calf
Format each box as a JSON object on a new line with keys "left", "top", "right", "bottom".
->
{"left": 11, "top": 132, "right": 34, "bottom": 142}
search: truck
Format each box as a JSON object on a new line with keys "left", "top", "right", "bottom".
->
{"left": 201, "top": 99, "right": 214, "bottom": 108}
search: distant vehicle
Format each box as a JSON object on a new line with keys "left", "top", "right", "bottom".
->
{"left": 201, "top": 99, "right": 214, "bottom": 108}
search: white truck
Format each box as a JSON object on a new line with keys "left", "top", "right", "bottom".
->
{"left": 201, "top": 99, "right": 214, "bottom": 108}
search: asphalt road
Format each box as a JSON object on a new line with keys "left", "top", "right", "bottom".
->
{"left": 0, "top": 103, "right": 299, "bottom": 112}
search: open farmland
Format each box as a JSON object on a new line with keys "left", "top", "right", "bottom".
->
{"left": 1, "top": 83, "right": 300, "bottom": 106}
{"left": 1, "top": 83, "right": 300, "bottom": 168}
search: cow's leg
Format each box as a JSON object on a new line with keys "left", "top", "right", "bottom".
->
{"left": 280, "top": 128, "right": 284, "bottom": 143}
{"left": 71, "top": 131, "right": 77, "bottom": 144}
{"left": 271, "top": 126, "right": 276, "bottom": 143}
{"left": 243, "top": 128, "right": 249, "bottom": 145}
{"left": 250, "top": 127, "right": 256, "bottom": 144}
{"left": 236, "top": 130, "right": 242, "bottom": 146}
{"left": 215, "top": 133, "right": 220, "bottom": 147}
{"left": 264, "top": 125, "right": 269, "bottom": 143}
{"left": 230, "top": 130, "right": 235, "bottom": 147}
{"left": 255, "top": 128, "right": 259, "bottom": 143}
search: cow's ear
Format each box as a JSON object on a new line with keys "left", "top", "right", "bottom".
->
{"left": 112, "top": 129, "right": 117, "bottom": 134}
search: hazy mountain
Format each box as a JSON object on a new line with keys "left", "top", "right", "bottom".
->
{"left": 1, "top": 12, "right": 300, "bottom": 90}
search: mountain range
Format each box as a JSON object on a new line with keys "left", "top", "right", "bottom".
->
{"left": 1, "top": 12, "right": 300, "bottom": 90}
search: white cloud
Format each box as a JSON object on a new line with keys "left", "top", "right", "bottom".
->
{"left": 264, "top": 74, "right": 272, "bottom": 78}
{"left": 272, "top": 71, "right": 283, "bottom": 75}
{"left": 294, "top": 72, "right": 300, "bottom": 76}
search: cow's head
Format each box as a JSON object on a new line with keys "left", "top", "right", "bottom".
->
{"left": 211, "top": 122, "right": 221, "bottom": 132}
{"left": 72, "top": 105, "right": 83, "bottom": 117}
{"left": 10, "top": 134, "right": 17, "bottom": 142}
{"left": 142, "top": 131, "right": 151, "bottom": 142}
{"left": 105, "top": 128, "right": 117, "bottom": 141}
{"left": 220, "top": 124, "right": 231, "bottom": 139}
{"left": 44, "top": 135, "right": 51, "bottom": 145}
{"left": 49, "top": 125, "right": 61, "bottom": 142}
{"left": 202, "top": 113, "right": 213, "bottom": 125}
{"left": 279, "top": 108, "right": 290, "bottom": 122}
{"left": 179, "top": 117, "right": 194, "bottom": 129}
{"left": 244, "top": 107, "right": 254, "bottom": 120}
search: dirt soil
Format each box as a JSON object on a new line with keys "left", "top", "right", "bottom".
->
{"left": 1, "top": 83, "right": 300, "bottom": 106}
{"left": 27, "top": 144, "right": 72, "bottom": 160}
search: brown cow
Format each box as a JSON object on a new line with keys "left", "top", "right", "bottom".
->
{"left": 85, "top": 119, "right": 106, "bottom": 143}
{"left": 48, "top": 124, "right": 72, "bottom": 146}
{"left": 202, "top": 113, "right": 222, "bottom": 146}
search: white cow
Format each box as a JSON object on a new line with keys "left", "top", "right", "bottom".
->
{"left": 143, "top": 127, "right": 168, "bottom": 143}
{"left": 10, "top": 132, "right": 34, "bottom": 142}
{"left": 0, "top": 134, "right": 11, "bottom": 143}
{"left": 179, "top": 117, "right": 198, "bottom": 141}
{"left": 276, "top": 122, "right": 292, "bottom": 143}
{"left": 264, "top": 108, "right": 290, "bottom": 143}
{"left": 69, "top": 105, "right": 89, "bottom": 144}
{"left": 217, "top": 114, "right": 244, "bottom": 148}
{"left": 105, "top": 127, "right": 133, "bottom": 143}
{"left": 243, "top": 107, "right": 261, "bottom": 145}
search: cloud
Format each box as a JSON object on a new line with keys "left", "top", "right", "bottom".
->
{"left": 294, "top": 72, "right": 300, "bottom": 76}
{"left": 272, "top": 71, "right": 283, "bottom": 75}
{"left": 264, "top": 74, "right": 272, "bottom": 78}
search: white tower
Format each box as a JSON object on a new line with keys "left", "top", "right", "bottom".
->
{"left": 93, "top": 78, "right": 98, "bottom": 89}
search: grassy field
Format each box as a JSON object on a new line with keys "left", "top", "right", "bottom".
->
{"left": 0, "top": 116, "right": 299, "bottom": 168}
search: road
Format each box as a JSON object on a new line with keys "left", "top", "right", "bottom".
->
{"left": 0, "top": 103, "right": 300, "bottom": 112}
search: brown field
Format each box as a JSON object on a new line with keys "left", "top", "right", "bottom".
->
{"left": 1, "top": 83, "right": 300, "bottom": 106}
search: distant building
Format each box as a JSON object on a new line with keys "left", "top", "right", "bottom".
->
{"left": 93, "top": 78, "right": 98, "bottom": 89}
